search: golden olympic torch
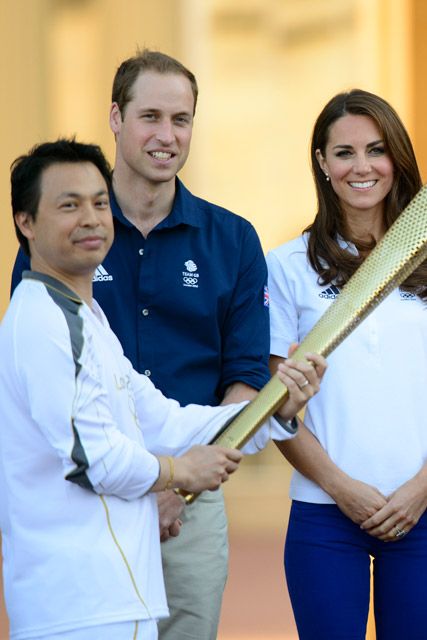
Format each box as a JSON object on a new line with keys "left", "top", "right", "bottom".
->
{"left": 180, "top": 185, "right": 427, "bottom": 504}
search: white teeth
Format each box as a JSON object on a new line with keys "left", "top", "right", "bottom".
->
{"left": 150, "top": 151, "right": 172, "bottom": 160}
{"left": 349, "top": 180, "right": 376, "bottom": 188}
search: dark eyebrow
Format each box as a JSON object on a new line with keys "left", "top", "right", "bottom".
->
{"left": 366, "top": 139, "right": 384, "bottom": 148}
{"left": 58, "top": 189, "right": 109, "bottom": 199}
{"left": 332, "top": 139, "right": 384, "bottom": 151}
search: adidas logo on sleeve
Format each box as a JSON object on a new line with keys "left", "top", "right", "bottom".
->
{"left": 319, "top": 284, "right": 340, "bottom": 299}
{"left": 93, "top": 265, "right": 113, "bottom": 282}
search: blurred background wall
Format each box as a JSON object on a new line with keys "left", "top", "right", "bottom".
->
{"left": 0, "top": 1, "right": 426, "bottom": 638}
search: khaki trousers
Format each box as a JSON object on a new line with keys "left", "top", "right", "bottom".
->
{"left": 158, "top": 488, "right": 228, "bottom": 640}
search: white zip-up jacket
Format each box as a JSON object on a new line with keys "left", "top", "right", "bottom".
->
{"left": 0, "top": 272, "right": 296, "bottom": 639}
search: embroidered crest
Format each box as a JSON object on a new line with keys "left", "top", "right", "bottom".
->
{"left": 182, "top": 260, "right": 199, "bottom": 288}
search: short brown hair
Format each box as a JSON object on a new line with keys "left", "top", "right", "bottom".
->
{"left": 112, "top": 49, "right": 198, "bottom": 118}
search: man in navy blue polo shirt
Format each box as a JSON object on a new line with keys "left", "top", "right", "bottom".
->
{"left": 12, "top": 50, "right": 271, "bottom": 640}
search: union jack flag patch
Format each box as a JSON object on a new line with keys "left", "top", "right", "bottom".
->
{"left": 263, "top": 285, "right": 270, "bottom": 307}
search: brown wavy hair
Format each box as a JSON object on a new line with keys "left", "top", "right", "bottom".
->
{"left": 306, "top": 89, "right": 426, "bottom": 300}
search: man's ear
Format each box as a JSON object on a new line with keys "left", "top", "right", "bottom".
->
{"left": 110, "top": 102, "right": 123, "bottom": 135}
{"left": 14, "top": 211, "right": 35, "bottom": 241}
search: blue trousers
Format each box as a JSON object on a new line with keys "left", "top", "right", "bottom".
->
{"left": 285, "top": 500, "right": 427, "bottom": 640}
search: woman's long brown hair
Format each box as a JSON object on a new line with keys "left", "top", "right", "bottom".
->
{"left": 306, "top": 89, "right": 427, "bottom": 300}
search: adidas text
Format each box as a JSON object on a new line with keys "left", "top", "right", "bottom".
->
{"left": 93, "top": 266, "right": 113, "bottom": 282}
{"left": 93, "top": 274, "right": 113, "bottom": 282}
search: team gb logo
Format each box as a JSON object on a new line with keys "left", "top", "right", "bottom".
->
{"left": 182, "top": 260, "right": 199, "bottom": 288}
{"left": 184, "top": 260, "right": 197, "bottom": 272}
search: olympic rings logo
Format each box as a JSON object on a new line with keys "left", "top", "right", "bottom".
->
{"left": 183, "top": 277, "right": 198, "bottom": 285}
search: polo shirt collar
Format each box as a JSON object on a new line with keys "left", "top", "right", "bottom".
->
{"left": 303, "top": 231, "right": 358, "bottom": 257}
{"left": 306, "top": 232, "right": 359, "bottom": 272}
{"left": 109, "top": 177, "right": 203, "bottom": 231}
{"left": 336, "top": 234, "right": 359, "bottom": 256}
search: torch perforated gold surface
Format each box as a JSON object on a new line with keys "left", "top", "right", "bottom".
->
{"left": 182, "top": 185, "right": 427, "bottom": 503}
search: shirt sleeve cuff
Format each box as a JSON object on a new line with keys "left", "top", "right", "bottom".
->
{"left": 272, "top": 414, "right": 299, "bottom": 435}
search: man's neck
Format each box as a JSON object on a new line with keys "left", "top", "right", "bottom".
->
{"left": 112, "top": 169, "right": 176, "bottom": 238}
{"left": 30, "top": 260, "right": 93, "bottom": 307}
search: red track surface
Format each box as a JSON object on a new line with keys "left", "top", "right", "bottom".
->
{"left": 218, "top": 532, "right": 298, "bottom": 640}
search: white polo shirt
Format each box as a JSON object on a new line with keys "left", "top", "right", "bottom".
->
{"left": 267, "top": 233, "right": 427, "bottom": 504}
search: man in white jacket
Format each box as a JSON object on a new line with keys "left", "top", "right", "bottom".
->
{"left": 0, "top": 139, "right": 325, "bottom": 640}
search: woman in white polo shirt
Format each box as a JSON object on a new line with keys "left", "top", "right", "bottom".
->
{"left": 267, "top": 89, "right": 427, "bottom": 640}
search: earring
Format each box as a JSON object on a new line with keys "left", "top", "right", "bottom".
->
{"left": 325, "top": 174, "right": 330, "bottom": 182}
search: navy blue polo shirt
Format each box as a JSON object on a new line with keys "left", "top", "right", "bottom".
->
{"left": 11, "top": 178, "right": 270, "bottom": 406}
